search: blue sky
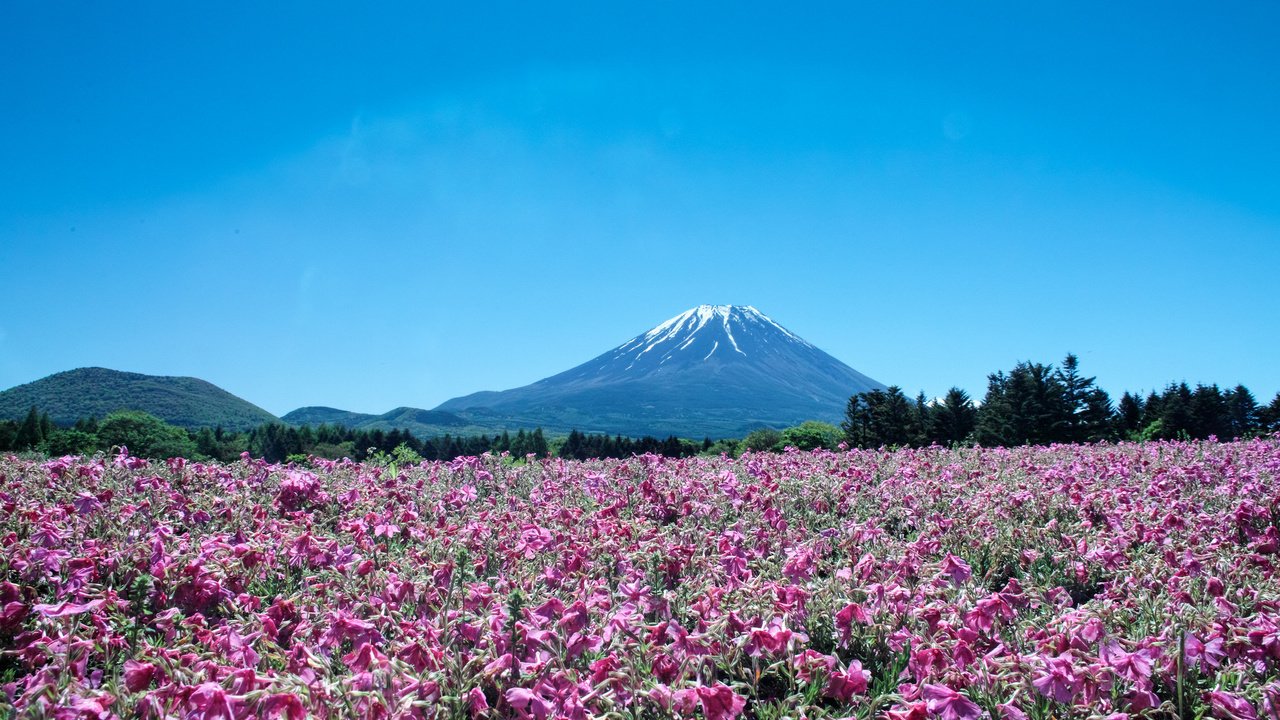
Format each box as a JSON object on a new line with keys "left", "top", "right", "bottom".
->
{"left": 2, "top": 2, "right": 1277, "bottom": 416}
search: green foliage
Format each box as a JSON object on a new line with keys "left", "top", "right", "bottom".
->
{"left": 0, "top": 367, "right": 279, "bottom": 431}
{"left": 780, "top": 420, "right": 843, "bottom": 451}
{"left": 41, "top": 429, "right": 100, "bottom": 456}
{"left": 701, "top": 438, "right": 742, "bottom": 457}
{"left": 13, "top": 406, "right": 43, "bottom": 450}
{"left": 837, "top": 354, "right": 1268, "bottom": 450}
{"left": 367, "top": 442, "right": 424, "bottom": 470}
{"left": 742, "top": 427, "right": 783, "bottom": 452}
{"left": 0, "top": 419, "right": 16, "bottom": 450}
{"left": 931, "top": 387, "right": 977, "bottom": 445}
{"left": 96, "top": 410, "right": 199, "bottom": 459}
{"left": 1261, "top": 392, "right": 1280, "bottom": 434}
{"left": 975, "top": 361, "right": 1071, "bottom": 446}
{"left": 842, "top": 386, "right": 919, "bottom": 448}
{"left": 1116, "top": 392, "right": 1145, "bottom": 439}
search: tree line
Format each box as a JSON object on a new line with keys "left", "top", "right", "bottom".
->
{"left": 842, "top": 353, "right": 1280, "bottom": 449}
{"left": 3, "top": 354, "right": 1276, "bottom": 461}
{"left": 0, "top": 407, "right": 708, "bottom": 463}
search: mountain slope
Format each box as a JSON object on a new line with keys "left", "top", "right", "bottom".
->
{"left": 281, "top": 405, "right": 481, "bottom": 438}
{"left": 437, "top": 305, "right": 886, "bottom": 438}
{"left": 0, "top": 367, "right": 280, "bottom": 431}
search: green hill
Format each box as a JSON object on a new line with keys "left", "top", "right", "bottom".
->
{"left": 281, "top": 405, "right": 490, "bottom": 438}
{"left": 0, "top": 367, "right": 280, "bottom": 431}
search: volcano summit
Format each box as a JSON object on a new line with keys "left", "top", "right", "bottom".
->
{"left": 435, "top": 305, "right": 886, "bottom": 438}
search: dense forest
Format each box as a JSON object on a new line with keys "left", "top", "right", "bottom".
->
{"left": 0, "top": 407, "right": 709, "bottom": 463}
{"left": 2, "top": 353, "right": 1276, "bottom": 461}
{"left": 842, "top": 354, "right": 1280, "bottom": 449}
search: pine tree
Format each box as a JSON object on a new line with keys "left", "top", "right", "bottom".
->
{"left": 1116, "top": 392, "right": 1144, "bottom": 440}
{"left": 1056, "top": 354, "right": 1113, "bottom": 442}
{"left": 1260, "top": 393, "right": 1280, "bottom": 434}
{"left": 931, "top": 387, "right": 977, "bottom": 445}
{"left": 976, "top": 361, "right": 1069, "bottom": 446}
{"left": 14, "top": 406, "right": 44, "bottom": 450}
{"left": 1188, "top": 384, "right": 1230, "bottom": 439}
{"left": 842, "top": 392, "right": 875, "bottom": 448}
{"left": 877, "top": 387, "right": 916, "bottom": 447}
{"left": 911, "top": 392, "right": 930, "bottom": 446}
{"left": 560, "top": 430, "right": 584, "bottom": 460}
{"left": 1225, "top": 385, "right": 1259, "bottom": 439}
{"left": 1157, "top": 383, "right": 1194, "bottom": 439}
{"left": 529, "top": 428, "right": 548, "bottom": 459}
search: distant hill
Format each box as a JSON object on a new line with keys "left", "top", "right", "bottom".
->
{"left": 0, "top": 367, "right": 280, "bottom": 431}
{"left": 435, "top": 304, "right": 886, "bottom": 438}
{"left": 281, "top": 405, "right": 482, "bottom": 438}
{"left": 279, "top": 406, "right": 379, "bottom": 427}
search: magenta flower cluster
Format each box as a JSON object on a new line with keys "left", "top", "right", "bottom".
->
{"left": 1, "top": 437, "right": 1279, "bottom": 719}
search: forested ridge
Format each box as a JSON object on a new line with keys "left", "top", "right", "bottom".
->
{"left": 2, "top": 353, "right": 1276, "bottom": 461}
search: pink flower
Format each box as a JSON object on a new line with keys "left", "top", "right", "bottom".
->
{"left": 825, "top": 659, "right": 871, "bottom": 701}
{"left": 467, "top": 687, "right": 489, "bottom": 719}
{"left": 886, "top": 701, "right": 930, "bottom": 720}
{"left": 342, "top": 642, "right": 388, "bottom": 672}
{"left": 835, "top": 602, "right": 871, "bottom": 639}
{"left": 1102, "top": 643, "right": 1152, "bottom": 682}
{"left": 505, "top": 687, "right": 552, "bottom": 720}
{"left": 1185, "top": 633, "right": 1227, "bottom": 673}
{"left": 743, "top": 617, "right": 804, "bottom": 657}
{"left": 1033, "top": 654, "right": 1081, "bottom": 705}
{"left": 1208, "top": 691, "right": 1258, "bottom": 720}
{"left": 186, "top": 682, "right": 243, "bottom": 720}
{"left": 72, "top": 493, "right": 103, "bottom": 516}
{"left": 257, "top": 693, "right": 306, "bottom": 720}
{"left": 694, "top": 683, "right": 747, "bottom": 720}
{"left": 122, "top": 660, "right": 161, "bottom": 692}
{"left": 34, "top": 599, "right": 105, "bottom": 618}
{"left": 922, "top": 684, "right": 983, "bottom": 720}
{"left": 55, "top": 693, "right": 116, "bottom": 719}
{"left": 940, "top": 554, "right": 973, "bottom": 585}
{"left": 792, "top": 649, "right": 837, "bottom": 683}
{"left": 996, "top": 702, "right": 1028, "bottom": 720}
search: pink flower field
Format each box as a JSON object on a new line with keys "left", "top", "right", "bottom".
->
{"left": 2, "top": 438, "right": 1279, "bottom": 719}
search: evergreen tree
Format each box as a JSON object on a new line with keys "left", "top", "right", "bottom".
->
{"left": 1225, "top": 385, "right": 1259, "bottom": 439}
{"left": 1188, "top": 384, "right": 1230, "bottom": 439}
{"left": 931, "top": 387, "right": 977, "bottom": 445}
{"left": 14, "top": 406, "right": 44, "bottom": 450}
{"left": 842, "top": 393, "right": 874, "bottom": 448}
{"left": 560, "top": 429, "right": 585, "bottom": 460}
{"left": 877, "top": 387, "right": 917, "bottom": 447}
{"left": 1056, "top": 354, "right": 1113, "bottom": 442}
{"left": 511, "top": 429, "right": 529, "bottom": 457}
{"left": 911, "top": 392, "right": 930, "bottom": 446}
{"left": 1154, "top": 383, "right": 1194, "bottom": 439}
{"left": 530, "top": 428, "right": 548, "bottom": 458}
{"left": 0, "top": 420, "right": 18, "bottom": 450}
{"left": 976, "top": 361, "right": 1069, "bottom": 446}
{"left": 1260, "top": 392, "right": 1280, "bottom": 434}
{"left": 1116, "top": 392, "right": 1145, "bottom": 440}
{"left": 975, "top": 372, "right": 1015, "bottom": 446}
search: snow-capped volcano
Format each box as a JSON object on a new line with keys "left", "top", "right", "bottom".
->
{"left": 435, "top": 305, "right": 886, "bottom": 438}
{"left": 615, "top": 305, "right": 810, "bottom": 370}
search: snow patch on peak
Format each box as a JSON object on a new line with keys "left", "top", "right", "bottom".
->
{"left": 615, "top": 304, "right": 815, "bottom": 370}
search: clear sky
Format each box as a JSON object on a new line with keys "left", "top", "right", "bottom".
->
{"left": 2, "top": 2, "right": 1277, "bottom": 416}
